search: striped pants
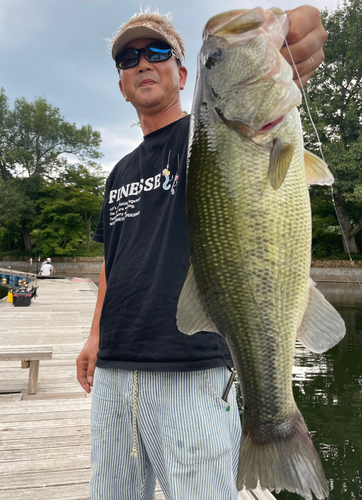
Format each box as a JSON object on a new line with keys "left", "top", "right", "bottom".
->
{"left": 90, "top": 367, "right": 241, "bottom": 500}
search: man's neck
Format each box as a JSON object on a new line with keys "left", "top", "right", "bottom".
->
{"left": 139, "top": 106, "right": 185, "bottom": 135}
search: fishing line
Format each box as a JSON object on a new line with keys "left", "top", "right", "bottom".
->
{"left": 273, "top": 11, "right": 362, "bottom": 292}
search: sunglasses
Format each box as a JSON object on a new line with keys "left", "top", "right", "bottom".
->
{"left": 115, "top": 42, "right": 179, "bottom": 70}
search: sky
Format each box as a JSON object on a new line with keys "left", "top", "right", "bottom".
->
{"left": 1, "top": 0, "right": 340, "bottom": 172}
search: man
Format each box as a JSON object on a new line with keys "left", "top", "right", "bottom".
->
{"left": 77, "top": 8, "right": 328, "bottom": 500}
{"left": 40, "top": 259, "right": 55, "bottom": 276}
{"left": 39, "top": 257, "right": 52, "bottom": 275}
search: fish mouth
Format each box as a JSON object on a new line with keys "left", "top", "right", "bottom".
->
{"left": 258, "top": 115, "right": 285, "bottom": 133}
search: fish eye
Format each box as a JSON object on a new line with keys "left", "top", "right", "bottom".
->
{"left": 205, "top": 49, "right": 223, "bottom": 69}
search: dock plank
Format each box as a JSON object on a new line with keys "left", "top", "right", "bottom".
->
{"left": 0, "top": 454, "right": 91, "bottom": 474}
{"left": 0, "top": 406, "right": 90, "bottom": 418}
{"left": 0, "top": 468, "right": 92, "bottom": 490}
{"left": 1, "top": 434, "right": 92, "bottom": 452}
{"left": 0, "top": 484, "right": 91, "bottom": 500}
{"left": 1, "top": 424, "right": 91, "bottom": 440}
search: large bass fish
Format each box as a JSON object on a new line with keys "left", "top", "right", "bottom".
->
{"left": 177, "top": 7, "right": 345, "bottom": 500}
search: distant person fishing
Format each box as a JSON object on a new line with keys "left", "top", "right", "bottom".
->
{"left": 39, "top": 258, "right": 55, "bottom": 277}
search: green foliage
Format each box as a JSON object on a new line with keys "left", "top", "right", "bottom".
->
{"left": 0, "top": 178, "right": 36, "bottom": 227}
{"left": 0, "top": 89, "right": 102, "bottom": 180}
{"left": 0, "top": 89, "right": 105, "bottom": 255}
{"left": 71, "top": 240, "right": 104, "bottom": 257}
{"left": 33, "top": 164, "right": 105, "bottom": 256}
{"left": 310, "top": 188, "right": 344, "bottom": 258}
{"left": 302, "top": 0, "right": 362, "bottom": 256}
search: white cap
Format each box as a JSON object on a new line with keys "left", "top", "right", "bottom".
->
{"left": 111, "top": 19, "right": 185, "bottom": 65}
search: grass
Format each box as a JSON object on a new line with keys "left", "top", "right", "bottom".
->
{"left": 312, "top": 252, "right": 362, "bottom": 261}
{"left": 68, "top": 241, "right": 104, "bottom": 257}
{"left": 0, "top": 241, "right": 104, "bottom": 260}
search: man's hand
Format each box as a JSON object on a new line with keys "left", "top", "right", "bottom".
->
{"left": 76, "top": 335, "right": 99, "bottom": 393}
{"left": 282, "top": 6, "right": 328, "bottom": 88}
{"left": 77, "top": 261, "right": 106, "bottom": 393}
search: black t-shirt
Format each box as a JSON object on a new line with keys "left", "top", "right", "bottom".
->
{"left": 94, "top": 115, "right": 232, "bottom": 371}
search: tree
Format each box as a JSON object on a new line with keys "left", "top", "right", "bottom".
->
{"left": 0, "top": 177, "right": 37, "bottom": 254}
{"left": 33, "top": 164, "right": 105, "bottom": 256}
{"left": 0, "top": 89, "right": 103, "bottom": 252}
{"left": 301, "top": 0, "right": 362, "bottom": 254}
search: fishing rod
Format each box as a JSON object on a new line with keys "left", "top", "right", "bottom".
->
{"left": 8, "top": 231, "right": 13, "bottom": 284}
{"left": 26, "top": 253, "right": 30, "bottom": 284}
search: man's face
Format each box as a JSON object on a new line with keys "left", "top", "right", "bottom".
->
{"left": 118, "top": 38, "right": 187, "bottom": 114}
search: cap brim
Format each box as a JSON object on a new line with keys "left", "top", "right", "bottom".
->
{"left": 112, "top": 26, "right": 170, "bottom": 60}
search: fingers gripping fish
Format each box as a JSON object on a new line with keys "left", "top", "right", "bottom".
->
{"left": 177, "top": 7, "right": 345, "bottom": 500}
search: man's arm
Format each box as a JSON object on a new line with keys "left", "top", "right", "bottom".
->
{"left": 76, "top": 261, "right": 106, "bottom": 393}
{"left": 283, "top": 6, "right": 328, "bottom": 88}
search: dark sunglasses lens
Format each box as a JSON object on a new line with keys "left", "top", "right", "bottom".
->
{"left": 116, "top": 49, "right": 138, "bottom": 70}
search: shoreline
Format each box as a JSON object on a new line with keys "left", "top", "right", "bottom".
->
{"left": 2, "top": 259, "right": 362, "bottom": 283}
{"left": 0, "top": 258, "right": 104, "bottom": 277}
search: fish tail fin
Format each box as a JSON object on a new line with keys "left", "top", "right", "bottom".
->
{"left": 237, "top": 411, "right": 328, "bottom": 500}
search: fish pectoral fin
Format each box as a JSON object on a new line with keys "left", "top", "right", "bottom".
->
{"left": 176, "top": 264, "right": 220, "bottom": 336}
{"left": 297, "top": 278, "right": 346, "bottom": 353}
{"left": 269, "top": 138, "right": 294, "bottom": 190}
{"left": 304, "top": 149, "right": 334, "bottom": 185}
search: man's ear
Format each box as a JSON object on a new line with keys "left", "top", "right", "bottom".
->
{"left": 119, "top": 78, "right": 130, "bottom": 102}
{"left": 179, "top": 66, "right": 188, "bottom": 91}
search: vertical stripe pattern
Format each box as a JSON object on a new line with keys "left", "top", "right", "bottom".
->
{"left": 90, "top": 367, "right": 241, "bottom": 500}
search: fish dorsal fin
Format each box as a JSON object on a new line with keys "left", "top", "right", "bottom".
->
{"left": 304, "top": 150, "right": 334, "bottom": 185}
{"left": 176, "top": 264, "right": 221, "bottom": 336}
{"left": 297, "top": 278, "right": 346, "bottom": 353}
{"left": 269, "top": 138, "right": 294, "bottom": 190}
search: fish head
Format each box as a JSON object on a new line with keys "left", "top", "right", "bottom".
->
{"left": 197, "top": 7, "right": 301, "bottom": 141}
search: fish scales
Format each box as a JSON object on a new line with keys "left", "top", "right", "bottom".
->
{"left": 177, "top": 7, "right": 346, "bottom": 500}
{"left": 188, "top": 108, "right": 310, "bottom": 422}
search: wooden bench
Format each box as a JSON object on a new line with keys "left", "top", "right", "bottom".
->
{"left": 0, "top": 346, "right": 53, "bottom": 394}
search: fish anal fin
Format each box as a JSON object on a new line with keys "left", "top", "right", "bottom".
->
{"left": 297, "top": 278, "right": 346, "bottom": 353}
{"left": 176, "top": 264, "right": 221, "bottom": 336}
{"left": 304, "top": 150, "right": 334, "bottom": 186}
{"left": 269, "top": 138, "right": 294, "bottom": 190}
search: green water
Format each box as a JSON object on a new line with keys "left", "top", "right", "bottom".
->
{"left": 0, "top": 285, "right": 7, "bottom": 300}
{"left": 276, "top": 282, "right": 362, "bottom": 500}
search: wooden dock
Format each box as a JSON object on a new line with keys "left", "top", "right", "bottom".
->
{"left": 0, "top": 278, "right": 276, "bottom": 500}
{"left": 0, "top": 278, "right": 96, "bottom": 500}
